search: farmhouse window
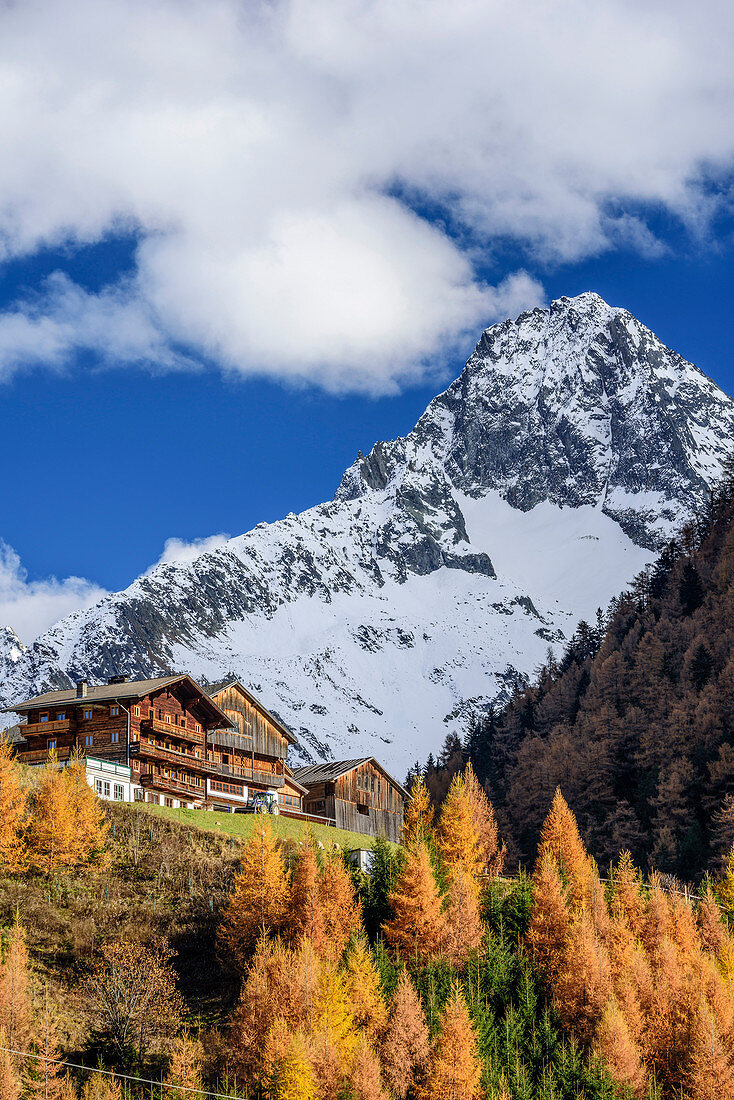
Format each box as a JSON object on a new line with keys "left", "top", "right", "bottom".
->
{"left": 134, "top": 788, "right": 144, "bottom": 801}
{"left": 133, "top": 706, "right": 140, "bottom": 717}
{"left": 40, "top": 714, "right": 48, "bottom": 723}
{"left": 110, "top": 706, "right": 119, "bottom": 717}
{"left": 357, "top": 803, "right": 369, "bottom": 815}
{"left": 85, "top": 735, "right": 93, "bottom": 747}
{"left": 57, "top": 712, "right": 66, "bottom": 720}
{"left": 111, "top": 731, "right": 119, "bottom": 743}
{"left": 83, "top": 709, "right": 93, "bottom": 720}
{"left": 47, "top": 739, "right": 56, "bottom": 751}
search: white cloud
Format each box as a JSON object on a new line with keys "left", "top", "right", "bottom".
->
{"left": 148, "top": 534, "right": 231, "bottom": 572}
{"left": 0, "top": 542, "right": 107, "bottom": 644}
{"left": 0, "top": 0, "right": 731, "bottom": 392}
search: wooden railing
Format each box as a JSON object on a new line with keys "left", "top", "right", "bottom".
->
{"left": 132, "top": 741, "right": 283, "bottom": 788}
{"left": 17, "top": 747, "right": 73, "bottom": 765}
{"left": 133, "top": 740, "right": 210, "bottom": 772}
{"left": 140, "top": 717, "right": 204, "bottom": 742}
{"left": 279, "top": 808, "right": 337, "bottom": 826}
{"left": 212, "top": 761, "right": 284, "bottom": 788}
{"left": 140, "top": 772, "right": 203, "bottom": 799}
{"left": 21, "top": 719, "right": 71, "bottom": 737}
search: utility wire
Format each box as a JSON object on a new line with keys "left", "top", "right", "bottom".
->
{"left": 1, "top": 1046, "right": 246, "bottom": 1099}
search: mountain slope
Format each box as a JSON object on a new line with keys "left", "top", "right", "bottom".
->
{"left": 464, "top": 461, "right": 734, "bottom": 879}
{"left": 2, "top": 293, "right": 733, "bottom": 775}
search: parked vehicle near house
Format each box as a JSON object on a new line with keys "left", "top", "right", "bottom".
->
{"left": 235, "top": 790, "right": 280, "bottom": 815}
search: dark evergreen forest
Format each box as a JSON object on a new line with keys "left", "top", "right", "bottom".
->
{"left": 415, "top": 461, "right": 734, "bottom": 882}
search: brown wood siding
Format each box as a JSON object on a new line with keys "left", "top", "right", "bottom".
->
{"left": 209, "top": 685, "right": 290, "bottom": 760}
{"left": 333, "top": 761, "right": 403, "bottom": 815}
{"left": 333, "top": 797, "right": 403, "bottom": 843}
{"left": 20, "top": 704, "right": 127, "bottom": 764}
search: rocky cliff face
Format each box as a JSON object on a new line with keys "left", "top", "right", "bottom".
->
{"left": 2, "top": 293, "right": 732, "bottom": 775}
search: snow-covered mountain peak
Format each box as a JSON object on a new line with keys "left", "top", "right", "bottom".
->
{"left": 1, "top": 295, "right": 733, "bottom": 772}
{"left": 339, "top": 293, "right": 734, "bottom": 549}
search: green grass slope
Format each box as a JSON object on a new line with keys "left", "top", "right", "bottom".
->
{"left": 149, "top": 804, "right": 391, "bottom": 851}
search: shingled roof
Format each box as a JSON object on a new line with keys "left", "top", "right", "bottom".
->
{"left": 293, "top": 757, "right": 409, "bottom": 798}
{"left": 3, "top": 674, "right": 234, "bottom": 728}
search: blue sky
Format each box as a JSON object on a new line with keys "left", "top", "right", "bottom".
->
{"left": 1, "top": 0, "right": 734, "bottom": 641}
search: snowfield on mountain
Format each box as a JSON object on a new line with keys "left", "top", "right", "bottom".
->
{"left": 2, "top": 292, "right": 733, "bottom": 775}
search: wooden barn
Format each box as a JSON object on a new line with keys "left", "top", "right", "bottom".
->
{"left": 293, "top": 757, "right": 407, "bottom": 842}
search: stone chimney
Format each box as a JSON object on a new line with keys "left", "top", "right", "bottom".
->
{"left": 76, "top": 680, "right": 88, "bottom": 698}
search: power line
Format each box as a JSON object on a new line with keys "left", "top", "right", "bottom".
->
{"left": 1, "top": 1046, "right": 247, "bottom": 1099}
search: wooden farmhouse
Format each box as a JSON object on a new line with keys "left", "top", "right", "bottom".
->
{"left": 293, "top": 757, "right": 408, "bottom": 842}
{"left": 4, "top": 673, "right": 303, "bottom": 812}
{"left": 204, "top": 679, "right": 305, "bottom": 812}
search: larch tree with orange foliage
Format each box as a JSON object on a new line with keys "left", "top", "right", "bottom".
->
{"left": 535, "top": 788, "right": 596, "bottom": 911}
{"left": 79, "top": 1073, "right": 123, "bottom": 1100}
{"left": 424, "top": 985, "right": 482, "bottom": 1100}
{"left": 318, "top": 852, "right": 361, "bottom": 962}
{"left": 0, "top": 737, "right": 27, "bottom": 873}
{"left": 218, "top": 818, "right": 289, "bottom": 970}
{"left": 685, "top": 1005, "right": 734, "bottom": 1100}
{"left": 25, "top": 755, "right": 76, "bottom": 875}
{"left": 462, "top": 763, "right": 505, "bottom": 876}
{"left": 435, "top": 773, "right": 481, "bottom": 884}
{"left": 164, "top": 1031, "right": 203, "bottom": 1100}
{"left": 442, "top": 868, "right": 484, "bottom": 968}
{"left": 0, "top": 1030, "right": 20, "bottom": 1100}
{"left": 554, "top": 914, "right": 612, "bottom": 1046}
{"left": 289, "top": 838, "right": 326, "bottom": 955}
{"left": 609, "top": 851, "right": 644, "bottom": 937}
{"left": 228, "top": 936, "right": 321, "bottom": 1091}
{"left": 697, "top": 888, "right": 728, "bottom": 955}
{"left": 380, "top": 972, "right": 429, "bottom": 1100}
{"left": 64, "top": 755, "right": 109, "bottom": 869}
{"left": 402, "top": 775, "right": 434, "bottom": 848}
{"left": 350, "top": 1036, "right": 389, "bottom": 1100}
{"left": 594, "top": 1000, "right": 647, "bottom": 1098}
{"left": 311, "top": 965, "right": 356, "bottom": 1100}
{"left": 343, "top": 938, "right": 387, "bottom": 1038}
{"left": 526, "top": 852, "right": 571, "bottom": 981}
{"left": 23, "top": 991, "right": 67, "bottom": 1100}
{"left": 384, "top": 843, "right": 445, "bottom": 962}
{"left": 0, "top": 919, "right": 33, "bottom": 1074}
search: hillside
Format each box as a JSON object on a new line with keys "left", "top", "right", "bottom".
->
{"left": 5, "top": 768, "right": 734, "bottom": 1098}
{"left": 2, "top": 293, "right": 733, "bottom": 775}
{"left": 464, "top": 460, "right": 734, "bottom": 879}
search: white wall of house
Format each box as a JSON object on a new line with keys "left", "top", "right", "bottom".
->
{"left": 206, "top": 776, "right": 249, "bottom": 810}
{"left": 85, "top": 756, "right": 136, "bottom": 803}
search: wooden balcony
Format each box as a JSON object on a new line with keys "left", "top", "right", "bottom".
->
{"left": 133, "top": 740, "right": 211, "bottom": 773}
{"left": 17, "top": 746, "right": 73, "bottom": 765}
{"left": 140, "top": 717, "right": 204, "bottom": 742}
{"left": 212, "top": 761, "right": 284, "bottom": 788}
{"left": 140, "top": 772, "right": 203, "bottom": 799}
{"left": 22, "top": 719, "right": 72, "bottom": 737}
